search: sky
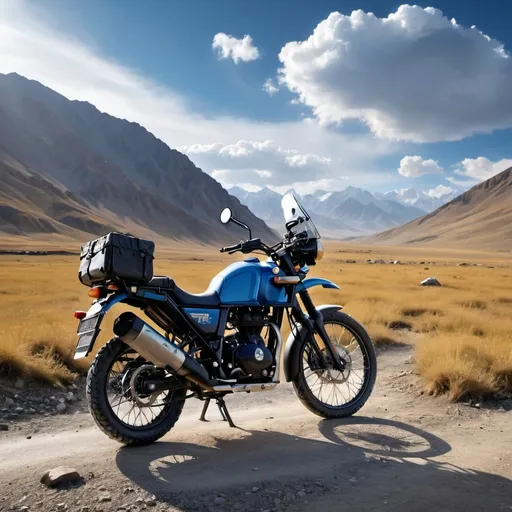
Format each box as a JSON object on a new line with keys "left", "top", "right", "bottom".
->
{"left": 1, "top": 0, "right": 512, "bottom": 198}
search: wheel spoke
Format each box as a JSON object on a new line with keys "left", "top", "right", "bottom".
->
{"left": 301, "top": 320, "right": 370, "bottom": 408}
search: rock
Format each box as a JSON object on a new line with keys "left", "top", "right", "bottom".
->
{"left": 420, "top": 277, "right": 441, "bottom": 286}
{"left": 98, "top": 493, "right": 112, "bottom": 503}
{"left": 56, "top": 402, "right": 67, "bottom": 414}
{"left": 41, "top": 467, "right": 82, "bottom": 488}
{"left": 14, "top": 378, "right": 25, "bottom": 389}
{"left": 405, "top": 355, "right": 415, "bottom": 365}
{"left": 15, "top": 407, "right": 24, "bottom": 413}
{"left": 66, "top": 393, "right": 75, "bottom": 403}
{"left": 4, "top": 397, "right": 14, "bottom": 407}
{"left": 0, "top": 424, "right": 8, "bottom": 431}
{"left": 392, "top": 260, "right": 401, "bottom": 265}
{"left": 56, "top": 504, "right": 67, "bottom": 511}
{"left": 297, "top": 491, "right": 306, "bottom": 499}
{"left": 20, "top": 507, "right": 29, "bottom": 512}
{"left": 144, "top": 499, "right": 157, "bottom": 507}
{"left": 213, "top": 497, "right": 225, "bottom": 505}
{"left": 58, "top": 397, "right": 66, "bottom": 404}
{"left": 458, "top": 262, "right": 469, "bottom": 267}
{"left": 251, "top": 487, "right": 259, "bottom": 493}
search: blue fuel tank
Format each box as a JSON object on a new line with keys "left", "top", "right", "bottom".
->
{"left": 209, "top": 259, "right": 291, "bottom": 306}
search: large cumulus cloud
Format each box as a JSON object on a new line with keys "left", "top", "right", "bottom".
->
{"left": 182, "top": 140, "right": 332, "bottom": 186}
{"left": 278, "top": 5, "right": 512, "bottom": 142}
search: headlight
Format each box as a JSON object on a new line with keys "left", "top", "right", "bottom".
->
{"left": 316, "top": 239, "right": 324, "bottom": 261}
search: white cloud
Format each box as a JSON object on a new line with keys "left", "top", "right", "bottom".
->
{"left": 0, "top": 0, "right": 399, "bottom": 193}
{"left": 278, "top": 5, "right": 512, "bottom": 142}
{"left": 398, "top": 156, "right": 443, "bottom": 177}
{"left": 183, "top": 140, "right": 332, "bottom": 186}
{"left": 454, "top": 157, "right": 512, "bottom": 182}
{"left": 426, "top": 184, "right": 454, "bottom": 198}
{"left": 263, "top": 78, "right": 278, "bottom": 96}
{"left": 212, "top": 33, "right": 260, "bottom": 64}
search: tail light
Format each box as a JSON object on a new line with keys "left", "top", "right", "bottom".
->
{"left": 88, "top": 286, "right": 108, "bottom": 299}
{"left": 74, "top": 311, "right": 87, "bottom": 320}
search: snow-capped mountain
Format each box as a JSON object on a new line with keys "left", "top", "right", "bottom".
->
{"left": 229, "top": 185, "right": 459, "bottom": 239}
{"left": 384, "top": 188, "right": 459, "bottom": 213}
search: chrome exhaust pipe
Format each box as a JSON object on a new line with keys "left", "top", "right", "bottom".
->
{"left": 113, "top": 312, "right": 211, "bottom": 388}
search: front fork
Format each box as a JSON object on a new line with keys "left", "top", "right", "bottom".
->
{"left": 297, "top": 290, "right": 345, "bottom": 372}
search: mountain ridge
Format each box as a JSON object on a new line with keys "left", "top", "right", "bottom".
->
{"left": 0, "top": 73, "right": 276, "bottom": 244}
{"left": 366, "top": 167, "right": 512, "bottom": 250}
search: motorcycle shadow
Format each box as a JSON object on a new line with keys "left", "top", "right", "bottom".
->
{"left": 115, "top": 415, "right": 511, "bottom": 511}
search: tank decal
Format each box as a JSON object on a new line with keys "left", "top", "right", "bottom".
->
{"left": 183, "top": 308, "right": 220, "bottom": 334}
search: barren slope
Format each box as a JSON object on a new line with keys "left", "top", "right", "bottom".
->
{"left": 0, "top": 73, "right": 276, "bottom": 244}
{"left": 367, "top": 167, "right": 512, "bottom": 250}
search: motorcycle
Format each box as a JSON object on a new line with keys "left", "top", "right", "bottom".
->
{"left": 74, "top": 191, "right": 376, "bottom": 445}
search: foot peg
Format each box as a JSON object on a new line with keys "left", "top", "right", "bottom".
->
{"left": 199, "top": 397, "right": 236, "bottom": 428}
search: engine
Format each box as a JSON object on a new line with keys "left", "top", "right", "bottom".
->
{"left": 222, "top": 333, "right": 274, "bottom": 380}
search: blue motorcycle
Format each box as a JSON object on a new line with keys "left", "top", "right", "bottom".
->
{"left": 75, "top": 191, "right": 376, "bottom": 445}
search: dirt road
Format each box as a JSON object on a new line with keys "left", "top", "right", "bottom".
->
{"left": 1, "top": 348, "right": 510, "bottom": 512}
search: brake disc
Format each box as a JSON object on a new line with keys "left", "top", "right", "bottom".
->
{"left": 129, "top": 364, "right": 160, "bottom": 407}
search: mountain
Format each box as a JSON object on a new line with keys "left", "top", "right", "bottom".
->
{"left": 367, "top": 167, "right": 512, "bottom": 250}
{"left": 0, "top": 73, "right": 276, "bottom": 244}
{"left": 384, "top": 188, "right": 459, "bottom": 213}
{"left": 229, "top": 186, "right": 283, "bottom": 224}
{"left": 230, "top": 185, "right": 427, "bottom": 238}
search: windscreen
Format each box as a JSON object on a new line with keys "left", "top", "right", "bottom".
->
{"left": 281, "top": 190, "right": 321, "bottom": 239}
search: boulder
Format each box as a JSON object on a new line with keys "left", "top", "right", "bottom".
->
{"left": 41, "top": 467, "right": 82, "bottom": 488}
{"left": 420, "top": 277, "right": 441, "bottom": 286}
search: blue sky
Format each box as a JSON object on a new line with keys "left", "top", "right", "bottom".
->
{"left": 1, "top": 0, "right": 512, "bottom": 197}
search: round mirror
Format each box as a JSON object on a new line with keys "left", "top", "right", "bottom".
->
{"left": 220, "top": 207, "right": 232, "bottom": 224}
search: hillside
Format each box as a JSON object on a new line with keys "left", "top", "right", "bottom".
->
{"left": 367, "top": 167, "right": 512, "bottom": 250}
{"left": 0, "top": 73, "right": 276, "bottom": 245}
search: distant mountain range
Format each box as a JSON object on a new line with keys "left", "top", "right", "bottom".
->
{"left": 0, "top": 73, "right": 276, "bottom": 244}
{"left": 366, "top": 166, "right": 512, "bottom": 251}
{"left": 230, "top": 185, "right": 458, "bottom": 238}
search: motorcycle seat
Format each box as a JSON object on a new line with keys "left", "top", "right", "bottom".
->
{"left": 148, "top": 276, "right": 220, "bottom": 307}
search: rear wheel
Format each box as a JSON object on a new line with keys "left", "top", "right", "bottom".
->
{"left": 86, "top": 338, "right": 186, "bottom": 445}
{"left": 293, "top": 310, "right": 376, "bottom": 419}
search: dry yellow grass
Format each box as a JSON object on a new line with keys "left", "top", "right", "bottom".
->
{"left": 0, "top": 239, "right": 511, "bottom": 400}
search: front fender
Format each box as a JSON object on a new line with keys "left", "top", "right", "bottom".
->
{"left": 283, "top": 304, "right": 343, "bottom": 382}
{"left": 298, "top": 278, "right": 340, "bottom": 291}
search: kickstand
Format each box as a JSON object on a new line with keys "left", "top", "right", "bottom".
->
{"left": 198, "top": 396, "right": 236, "bottom": 428}
{"left": 199, "top": 398, "right": 211, "bottom": 422}
{"left": 216, "top": 397, "right": 236, "bottom": 428}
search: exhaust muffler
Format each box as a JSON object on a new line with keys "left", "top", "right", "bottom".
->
{"left": 113, "top": 312, "right": 211, "bottom": 388}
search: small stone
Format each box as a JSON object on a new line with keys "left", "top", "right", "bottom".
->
{"left": 20, "top": 507, "right": 29, "bottom": 512}
{"left": 474, "top": 403, "right": 481, "bottom": 409}
{"left": 66, "top": 393, "right": 75, "bottom": 403}
{"left": 26, "top": 436, "right": 32, "bottom": 440}
{"left": 420, "top": 277, "right": 441, "bottom": 287}
{"left": 15, "top": 407, "right": 24, "bottom": 413}
{"left": 56, "top": 504, "right": 67, "bottom": 511}
{"left": 349, "top": 478, "right": 357, "bottom": 484}
{"left": 297, "top": 491, "right": 306, "bottom": 499}
{"left": 41, "top": 467, "right": 82, "bottom": 488}
{"left": 98, "top": 493, "right": 112, "bottom": 503}
{"left": 98, "top": 486, "right": 107, "bottom": 491}
{"left": 252, "top": 467, "right": 259, "bottom": 471}
{"left": 14, "top": 378, "right": 25, "bottom": 389}
{"left": 124, "top": 487, "right": 135, "bottom": 493}
{"left": 58, "top": 397, "right": 66, "bottom": 404}
{"left": 213, "top": 497, "right": 225, "bottom": 505}
{"left": 4, "top": 397, "right": 14, "bottom": 407}
{"left": 56, "top": 402, "right": 67, "bottom": 414}
{"left": 251, "top": 487, "right": 259, "bottom": 493}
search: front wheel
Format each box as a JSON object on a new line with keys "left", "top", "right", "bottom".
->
{"left": 86, "top": 338, "right": 186, "bottom": 445}
{"left": 293, "top": 310, "right": 377, "bottom": 419}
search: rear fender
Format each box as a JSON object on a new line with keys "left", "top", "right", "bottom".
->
{"left": 283, "top": 304, "right": 343, "bottom": 382}
{"left": 74, "top": 292, "right": 128, "bottom": 359}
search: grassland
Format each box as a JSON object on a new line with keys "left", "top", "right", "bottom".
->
{"left": 0, "top": 240, "right": 511, "bottom": 401}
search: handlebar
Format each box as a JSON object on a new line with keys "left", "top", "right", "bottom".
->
{"left": 219, "top": 242, "right": 242, "bottom": 254}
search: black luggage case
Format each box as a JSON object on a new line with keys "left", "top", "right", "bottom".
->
{"left": 79, "top": 232, "right": 154, "bottom": 287}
